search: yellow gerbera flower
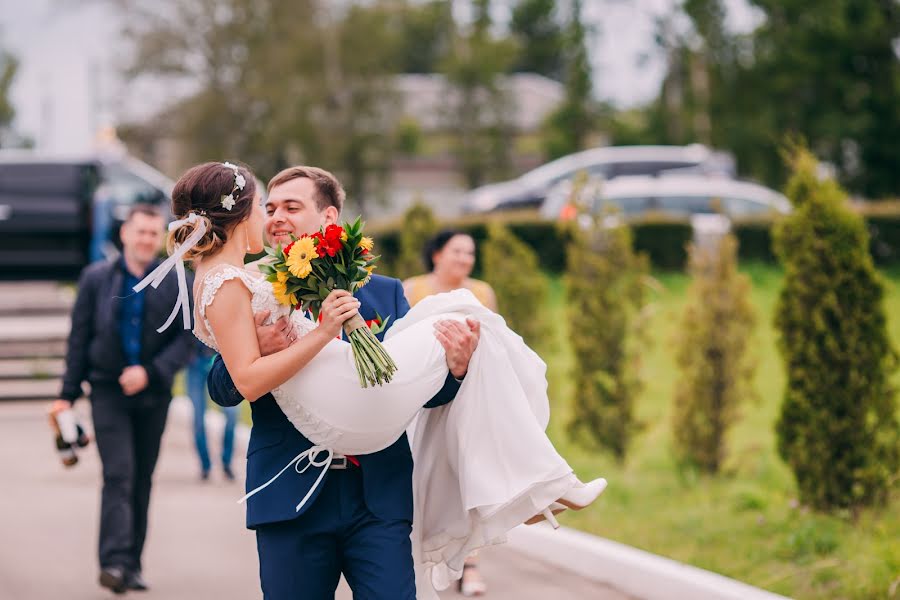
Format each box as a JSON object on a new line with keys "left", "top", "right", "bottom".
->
{"left": 276, "top": 270, "right": 289, "bottom": 283}
{"left": 359, "top": 236, "right": 374, "bottom": 252}
{"left": 272, "top": 280, "right": 297, "bottom": 307}
{"left": 286, "top": 237, "right": 317, "bottom": 279}
{"left": 341, "top": 230, "right": 348, "bottom": 242}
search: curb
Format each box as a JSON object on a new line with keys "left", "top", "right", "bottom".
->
{"left": 506, "top": 518, "right": 790, "bottom": 600}
{"left": 170, "top": 397, "right": 790, "bottom": 600}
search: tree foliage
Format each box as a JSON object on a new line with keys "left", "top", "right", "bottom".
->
{"left": 672, "top": 233, "right": 756, "bottom": 473}
{"left": 395, "top": 0, "right": 455, "bottom": 74}
{"left": 393, "top": 201, "right": 438, "bottom": 281}
{"left": 542, "top": 0, "right": 596, "bottom": 159}
{"left": 648, "top": 0, "right": 900, "bottom": 198}
{"left": 0, "top": 44, "right": 19, "bottom": 143}
{"left": 774, "top": 147, "right": 899, "bottom": 510}
{"left": 510, "top": 0, "right": 565, "bottom": 80}
{"left": 481, "top": 222, "right": 548, "bottom": 349}
{"left": 117, "top": 0, "right": 403, "bottom": 215}
{"left": 566, "top": 188, "right": 650, "bottom": 461}
{"left": 439, "top": 0, "right": 518, "bottom": 188}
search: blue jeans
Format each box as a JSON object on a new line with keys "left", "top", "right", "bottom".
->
{"left": 187, "top": 354, "right": 238, "bottom": 472}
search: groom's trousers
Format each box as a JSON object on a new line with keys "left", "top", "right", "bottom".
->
{"left": 255, "top": 465, "right": 416, "bottom": 600}
{"left": 91, "top": 385, "right": 170, "bottom": 572}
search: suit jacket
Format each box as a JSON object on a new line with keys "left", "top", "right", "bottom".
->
{"left": 207, "top": 274, "right": 460, "bottom": 528}
{"left": 60, "top": 258, "right": 195, "bottom": 402}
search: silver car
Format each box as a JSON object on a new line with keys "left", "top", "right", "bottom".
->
{"left": 540, "top": 173, "right": 791, "bottom": 221}
{"left": 462, "top": 144, "right": 736, "bottom": 213}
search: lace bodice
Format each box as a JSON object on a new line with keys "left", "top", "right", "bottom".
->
{"left": 193, "top": 263, "right": 315, "bottom": 350}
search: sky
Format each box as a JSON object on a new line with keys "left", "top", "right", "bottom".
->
{"left": 0, "top": 0, "right": 758, "bottom": 154}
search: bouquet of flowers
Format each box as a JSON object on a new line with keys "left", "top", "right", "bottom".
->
{"left": 259, "top": 218, "right": 398, "bottom": 388}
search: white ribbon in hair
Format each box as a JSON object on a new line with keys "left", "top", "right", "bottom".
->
{"left": 132, "top": 212, "right": 207, "bottom": 333}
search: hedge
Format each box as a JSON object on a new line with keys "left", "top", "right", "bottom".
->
{"left": 366, "top": 204, "right": 900, "bottom": 274}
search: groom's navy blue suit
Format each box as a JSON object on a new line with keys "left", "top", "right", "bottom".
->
{"left": 208, "top": 274, "right": 459, "bottom": 599}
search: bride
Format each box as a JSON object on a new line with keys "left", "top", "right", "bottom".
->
{"left": 136, "top": 161, "right": 607, "bottom": 596}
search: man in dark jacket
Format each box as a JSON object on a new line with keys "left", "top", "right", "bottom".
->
{"left": 55, "top": 204, "right": 194, "bottom": 594}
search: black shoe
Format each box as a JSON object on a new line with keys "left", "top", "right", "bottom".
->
{"left": 125, "top": 570, "right": 149, "bottom": 591}
{"left": 223, "top": 465, "right": 235, "bottom": 481}
{"left": 200, "top": 468, "right": 210, "bottom": 481}
{"left": 99, "top": 566, "right": 127, "bottom": 594}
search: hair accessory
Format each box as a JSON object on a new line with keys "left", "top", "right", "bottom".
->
{"left": 221, "top": 161, "right": 247, "bottom": 210}
{"left": 132, "top": 213, "right": 208, "bottom": 332}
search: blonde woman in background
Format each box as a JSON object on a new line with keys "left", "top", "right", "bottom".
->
{"left": 403, "top": 229, "right": 495, "bottom": 597}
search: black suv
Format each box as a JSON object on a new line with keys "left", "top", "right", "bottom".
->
{"left": 0, "top": 153, "right": 173, "bottom": 279}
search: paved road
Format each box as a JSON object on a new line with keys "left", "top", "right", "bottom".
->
{"left": 0, "top": 400, "right": 627, "bottom": 600}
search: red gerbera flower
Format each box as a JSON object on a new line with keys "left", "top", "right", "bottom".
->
{"left": 324, "top": 224, "right": 344, "bottom": 242}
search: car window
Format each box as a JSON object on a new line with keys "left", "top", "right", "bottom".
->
{"left": 606, "top": 161, "right": 697, "bottom": 178}
{"left": 723, "top": 196, "right": 774, "bottom": 217}
{"left": 655, "top": 195, "right": 716, "bottom": 216}
{"left": 101, "top": 163, "right": 167, "bottom": 211}
{"left": 594, "top": 196, "right": 652, "bottom": 215}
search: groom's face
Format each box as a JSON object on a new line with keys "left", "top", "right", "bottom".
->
{"left": 264, "top": 177, "right": 337, "bottom": 248}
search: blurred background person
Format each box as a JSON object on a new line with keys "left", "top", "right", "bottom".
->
{"left": 403, "top": 229, "right": 497, "bottom": 597}
{"left": 403, "top": 230, "right": 497, "bottom": 312}
{"left": 187, "top": 338, "right": 238, "bottom": 481}
{"left": 53, "top": 204, "right": 195, "bottom": 594}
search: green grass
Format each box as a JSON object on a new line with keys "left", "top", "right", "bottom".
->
{"left": 541, "top": 263, "right": 900, "bottom": 600}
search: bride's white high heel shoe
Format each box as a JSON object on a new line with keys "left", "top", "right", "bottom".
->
{"left": 525, "top": 503, "right": 566, "bottom": 527}
{"left": 559, "top": 477, "right": 608, "bottom": 510}
{"left": 528, "top": 478, "right": 608, "bottom": 529}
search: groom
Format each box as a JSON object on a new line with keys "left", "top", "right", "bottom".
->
{"left": 207, "top": 166, "right": 479, "bottom": 599}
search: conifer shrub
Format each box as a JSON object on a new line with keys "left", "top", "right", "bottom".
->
{"left": 566, "top": 208, "right": 650, "bottom": 461}
{"left": 672, "top": 233, "right": 756, "bottom": 473}
{"left": 481, "top": 222, "right": 548, "bottom": 349}
{"left": 774, "top": 148, "right": 899, "bottom": 510}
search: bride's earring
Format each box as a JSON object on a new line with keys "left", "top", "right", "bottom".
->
{"left": 244, "top": 224, "right": 251, "bottom": 252}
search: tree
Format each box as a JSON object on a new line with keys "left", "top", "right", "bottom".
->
{"left": 774, "top": 147, "right": 899, "bottom": 510}
{"left": 672, "top": 232, "right": 756, "bottom": 473}
{"left": 542, "top": 0, "right": 596, "bottom": 159}
{"left": 395, "top": 0, "right": 455, "bottom": 74}
{"left": 481, "top": 223, "right": 548, "bottom": 349}
{"left": 510, "top": 0, "right": 565, "bottom": 80}
{"left": 742, "top": 0, "right": 900, "bottom": 197}
{"left": 440, "top": 0, "right": 518, "bottom": 188}
{"left": 650, "top": 0, "right": 900, "bottom": 197}
{"left": 565, "top": 180, "right": 650, "bottom": 460}
{"left": 117, "top": 0, "right": 403, "bottom": 214}
{"left": 393, "top": 201, "right": 438, "bottom": 280}
{"left": 0, "top": 47, "right": 17, "bottom": 143}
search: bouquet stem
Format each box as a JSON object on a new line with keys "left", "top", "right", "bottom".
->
{"left": 343, "top": 314, "right": 398, "bottom": 387}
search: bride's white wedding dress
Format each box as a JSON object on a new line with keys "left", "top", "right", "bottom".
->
{"left": 195, "top": 264, "right": 580, "bottom": 598}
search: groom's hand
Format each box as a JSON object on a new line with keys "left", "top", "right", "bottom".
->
{"left": 254, "top": 310, "right": 296, "bottom": 356}
{"left": 434, "top": 318, "right": 480, "bottom": 379}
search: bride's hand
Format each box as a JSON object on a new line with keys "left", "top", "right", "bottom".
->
{"left": 319, "top": 290, "right": 361, "bottom": 339}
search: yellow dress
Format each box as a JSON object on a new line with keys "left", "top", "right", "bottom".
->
{"left": 404, "top": 275, "right": 495, "bottom": 309}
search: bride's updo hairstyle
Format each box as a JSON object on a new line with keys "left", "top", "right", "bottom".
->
{"left": 167, "top": 161, "right": 258, "bottom": 261}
